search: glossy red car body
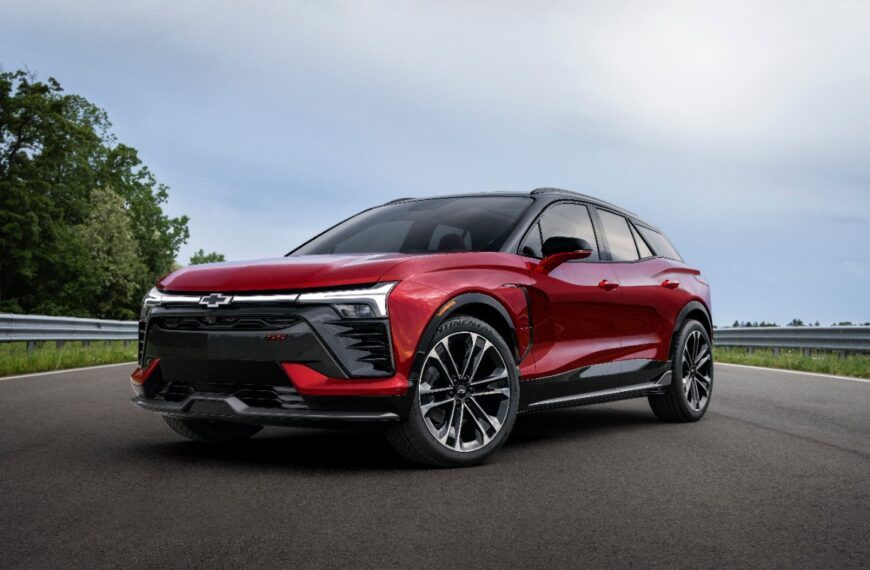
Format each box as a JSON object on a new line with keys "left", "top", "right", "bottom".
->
{"left": 151, "top": 254, "right": 709, "bottom": 396}
{"left": 131, "top": 188, "right": 712, "bottom": 433}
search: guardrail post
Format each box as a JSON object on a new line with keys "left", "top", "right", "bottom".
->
{"left": 26, "top": 340, "right": 36, "bottom": 353}
{"left": 82, "top": 340, "right": 90, "bottom": 348}
{"left": 123, "top": 340, "right": 130, "bottom": 347}
{"left": 56, "top": 340, "right": 65, "bottom": 349}
{"left": 773, "top": 348, "right": 780, "bottom": 357}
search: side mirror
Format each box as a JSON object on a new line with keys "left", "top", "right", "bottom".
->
{"left": 535, "top": 237, "right": 593, "bottom": 274}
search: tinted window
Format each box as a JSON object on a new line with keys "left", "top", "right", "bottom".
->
{"left": 427, "top": 224, "right": 471, "bottom": 251}
{"left": 598, "top": 210, "right": 639, "bottom": 261}
{"left": 630, "top": 223, "right": 654, "bottom": 259}
{"left": 333, "top": 221, "right": 412, "bottom": 253}
{"left": 292, "top": 197, "right": 532, "bottom": 255}
{"left": 519, "top": 203, "right": 599, "bottom": 260}
{"left": 637, "top": 226, "right": 683, "bottom": 261}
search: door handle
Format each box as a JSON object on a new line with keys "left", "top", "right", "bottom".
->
{"left": 661, "top": 279, "right": 680, "bottom": 290}
{"left": 598, "top": 279, "right": 619, "bottom": 291}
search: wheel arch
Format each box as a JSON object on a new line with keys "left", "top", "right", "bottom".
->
{"left": 670, "top": 300, "right": 713, "bottom": 355}
{"left": 409, "top": 293, "right": 520, "bottom": 383}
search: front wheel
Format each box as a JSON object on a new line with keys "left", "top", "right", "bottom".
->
{"left": 648, "top": 319, "right": 714, "bottom": 422}
{"left": 163, "top": 416, "right": 263, "bottom": 444}
{"left": 385, "top": 316, "right": 520, "bottom": 467}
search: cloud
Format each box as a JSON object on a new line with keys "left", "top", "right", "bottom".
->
{"left": 2, "top": 0, "right": 868, "bottom": 324}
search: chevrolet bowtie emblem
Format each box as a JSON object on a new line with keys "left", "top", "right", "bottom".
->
{"left": 199, "top": 293, "right": 233, "bottom": 308}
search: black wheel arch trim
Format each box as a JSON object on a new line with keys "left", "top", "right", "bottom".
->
{"left": 673, "top": 300, "right": 713, "bottom": 346}
{"left": 409, "top": 292, "right": 522, "bottom": 384}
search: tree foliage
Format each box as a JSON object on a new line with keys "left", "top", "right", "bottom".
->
{"left": 0, "top": 69, "right": 189, "bottom": 318}
{"left": 189, "top": 249, "right": 225, "bottom": 265}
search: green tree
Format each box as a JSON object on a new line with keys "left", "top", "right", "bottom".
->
{"left": 0, "top": 69, "right": 189, "bottom": 317}
{"left": 74, "top": 187, "right": 147, "bottom": 319}
{"left": 189, "top": 249, "right": 226, "bottom": 265}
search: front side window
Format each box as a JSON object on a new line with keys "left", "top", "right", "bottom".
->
{"left": 292, "top": 197, "right": 532, "bottom": 255}
{"left": 519, "top": 203, "right": 600, "bottom": 260}
{"left": 598, "top": 210, "right": 639, "bottom": 262}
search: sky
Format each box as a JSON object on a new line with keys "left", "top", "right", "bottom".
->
{"left": 2, "top": 1, "right": 869, "bottom": 326}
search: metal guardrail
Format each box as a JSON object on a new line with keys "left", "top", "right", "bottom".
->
{"left": 714, "top": 327, "right": 870, "bottom": 354}
{"left": 2, "top": 313, "right": 869, "bottom": 355}
{"left": 0, "top": 313, "right": 137, "bottom": 348}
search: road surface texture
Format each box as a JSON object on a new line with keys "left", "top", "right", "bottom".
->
{"left": 1, "top": 363, "right": 868, "bottom": 569}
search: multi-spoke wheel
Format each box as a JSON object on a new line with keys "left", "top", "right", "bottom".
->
{"left": 419, "top": 331, "right": 512, "bottom": 452}
{"left": 649, "top": 319, "right": 714, "bottom": 422}
{"left": 681, "top": 330, "right": 712, "bottom": 412}
{"left": 386, "top": 316, "right": 520, "bottom": 467}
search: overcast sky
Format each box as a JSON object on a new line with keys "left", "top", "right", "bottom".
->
{"left": 3, "top": 1, "right": 869, "bottom": 325}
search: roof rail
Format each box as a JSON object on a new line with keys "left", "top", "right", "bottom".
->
{"left": 529, "top": 187, "right": 639, "bottom": 218}
{"left": 530, "top": 187, "right": 580, "bottom": 196}
{"left": 384, "top": 197, "right": 414, "bottom": 204}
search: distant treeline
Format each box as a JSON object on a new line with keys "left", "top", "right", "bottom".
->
{"left": 0, "top": 69, "right": 221, "bottom": 320}
{"left": 730, "top": 320, "right": 870, "bottom": 328}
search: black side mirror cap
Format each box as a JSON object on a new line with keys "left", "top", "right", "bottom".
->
{"left": 542, "top": 236, "right": 593, "bottom": 258}
{"left": 535, "top": 237, "right": 594, "bottom": 274}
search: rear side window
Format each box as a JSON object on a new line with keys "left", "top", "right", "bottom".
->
{"left": 636, "top": 226, "right": 683, "bottom": 261}
{"left": 597, "top": 210, "right": 639, "bottom": 261}
{"left": 519, "top": 203, "right": 599, "bottom": 260}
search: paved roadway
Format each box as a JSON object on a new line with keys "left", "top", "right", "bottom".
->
{"left": 1, "top": 363, "right": 868, "bottom": 569}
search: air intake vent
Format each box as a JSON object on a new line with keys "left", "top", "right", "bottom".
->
{"left": 155, "top": 315, "right": 299, "bottom": 331}
{"left": 335, "top": 321, "right": 394, "bottom": 375}
{"left": 137, "top": 321, "right": 147, "bottom": 366}
{"left": 150, "top": 380, "right": 307, "bottom": 410}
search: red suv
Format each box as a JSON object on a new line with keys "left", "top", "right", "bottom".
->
{"left": 131, "top": 188, "right": 713, "bottom": 467}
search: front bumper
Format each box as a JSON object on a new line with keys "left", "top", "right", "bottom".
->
{"left": 132, "top": 393, "right": 400, "bottom": 427}
{"left": 131, "top": 302, "right": 412, "bottom": 426}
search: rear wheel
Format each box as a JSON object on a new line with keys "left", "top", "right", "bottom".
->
{"left": 163, "top": 416, "right": 262, "bottom": 444}
{"left": 648, "top": 319, "right": 713, "bottom": 422}
{"left": 386, "top": 316, "right": 520, "bottom": 467}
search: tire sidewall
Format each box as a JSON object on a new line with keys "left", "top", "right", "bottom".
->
{"left": 671, "top": 320, "right": 714, "bottom": 419}
{"left": 406, "top": 316, "right": 520, "bottom": 465}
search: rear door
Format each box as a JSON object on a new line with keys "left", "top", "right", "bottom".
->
{"left": 595, "top": 209, "right": 682, "bottom": 363}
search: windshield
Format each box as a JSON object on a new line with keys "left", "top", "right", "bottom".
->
{"left": 291, "top": 196, "right": 533, "bottom": 255}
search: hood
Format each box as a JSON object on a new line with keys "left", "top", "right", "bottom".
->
{"left": 158, "top": 254, "right": 411, "bottom": 292}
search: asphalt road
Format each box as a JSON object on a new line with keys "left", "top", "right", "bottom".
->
{"left": 1, "top": 363, "right": 868, "bottom": 569}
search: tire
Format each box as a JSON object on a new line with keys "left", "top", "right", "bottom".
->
{"left": 162, "top": 416, "right": 263, "bottom": 444}
{"left": 385, "top": 316, "right": 520, "bottom": 467}
{"left": 648, "top": 319, "right": 714, "bottom": 422}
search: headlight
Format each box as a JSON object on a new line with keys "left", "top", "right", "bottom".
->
{"left": 140, "top": 287, "right": 163, "bottom": 319}
{"left": 297, "top": 282, "right": 398, "bottom": 318}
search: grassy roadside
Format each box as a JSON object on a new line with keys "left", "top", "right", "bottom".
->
{"left": 0, "top": 341, "right": 136, "bottom": 377}
{"left": 715, "top": 347, "right": 870, "bottom": 379}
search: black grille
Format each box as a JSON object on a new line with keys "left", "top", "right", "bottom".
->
{"left": 150, "top": 379, "right": 306, "bottom": 410}
{"left": 154, "top": 315, "right": 299, "bottom": 331}
{"left": 336, "top": 321, "right": 393, "bottom": 374}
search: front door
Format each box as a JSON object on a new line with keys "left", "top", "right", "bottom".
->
{"left": 521, "top": 202, "right": 625, "bottom": 397}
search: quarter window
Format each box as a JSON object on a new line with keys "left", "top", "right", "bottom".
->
{"left": 598, "top": 210, "right": 639, "bottom": 262}
{"left": 520, "top": 203, "right": 599, "bottom": 260}
{"left": 636, "top": 226, "right": 683, "bottom": 261}
{"left": 630, "top": 223, "right": 654, "bottom": 259}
